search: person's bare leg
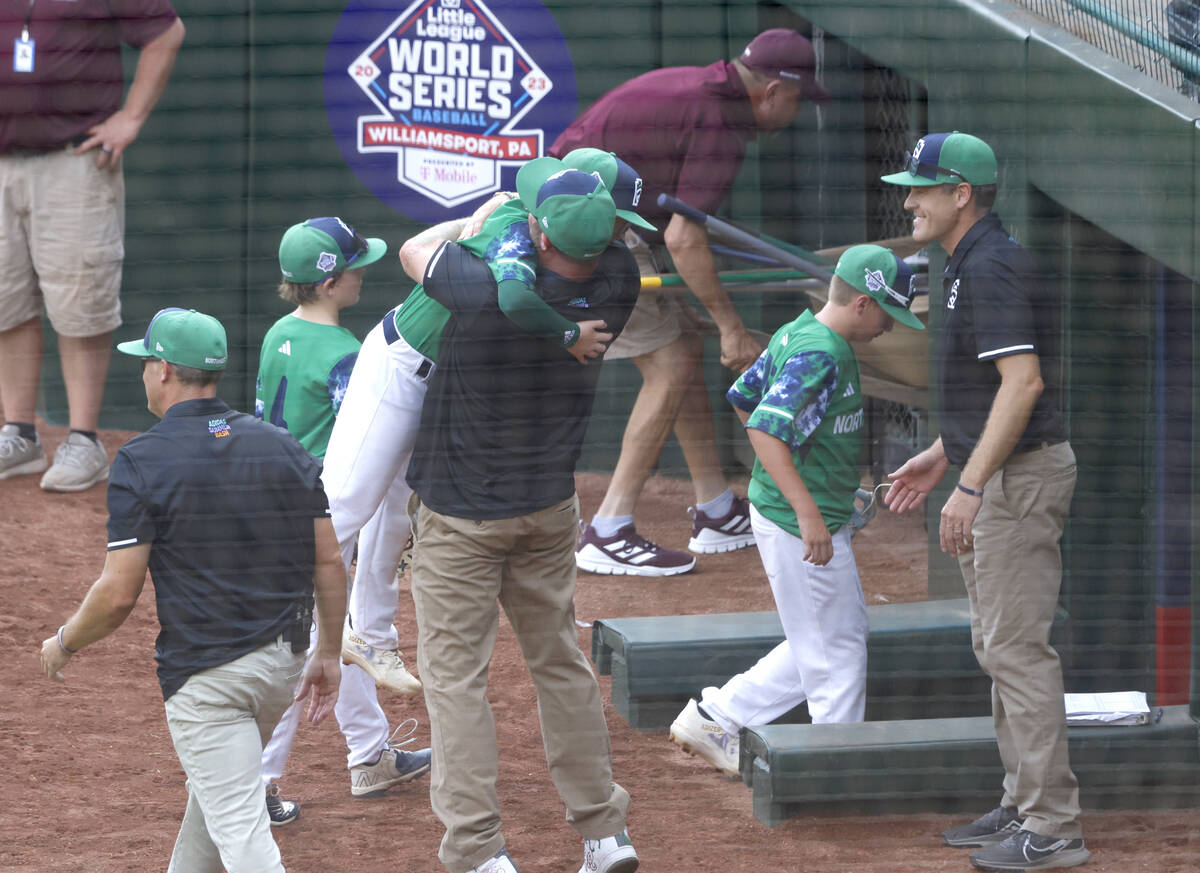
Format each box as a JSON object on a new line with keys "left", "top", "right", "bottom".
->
{"left": 0, "top": 316, "right": 43, "bottom": 424}
{"left": 58, "top": 332, "right": 112, "bottom": 432}
{"left": 670, "top": 333, "right": 728, "bottom": 506}
{"left": 593, "top": 337, "right": 692, "bottom": 520}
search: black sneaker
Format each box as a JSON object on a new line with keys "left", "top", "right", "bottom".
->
{"left": 944, "top": 806, "right": 1023, "bottom": 847}
{"left": 970, "top": 828, "right": 1090, "bottom": 871}
{"left": 265, "top": 783, "right": 300, "bottom": 827}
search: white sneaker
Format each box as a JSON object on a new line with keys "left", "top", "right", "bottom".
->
{"left": 342, "top": 617, "right": 422, "bottom": 695}
{"left": 579, "top": 829, "right": 638, "bottom": 873}
{"left": 467, "top": 850, "right": 520, "bottom": 873}
{"left": 668, "top": 698, "right": 740, "bottom": 778}
{"left": 0, "top": 424, "right": 48, "bottom": 479}
{"left": 39, "top": 432, "right": 109, "bottom": 492}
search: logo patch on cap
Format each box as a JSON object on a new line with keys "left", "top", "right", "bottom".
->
{"left": 317, "top": 252, "right": 338, "bottom": 273}
{"left": 864, "top": 268, "right": 888, "bottom": 293}
{"left": 156, "top": 342, "right": 165, "bottom": 352}
{"left": 631, "top": 178, "right": 643, "bottom": 207}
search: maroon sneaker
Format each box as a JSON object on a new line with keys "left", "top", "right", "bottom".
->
{"left": 575, "top": 523, "right": 696, "bottom": 577}
{"left": 687, "top": 496, "right": 756, "bottom": 554}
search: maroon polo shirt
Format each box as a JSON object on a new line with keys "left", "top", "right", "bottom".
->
{"left": 1, "top": 0, "right": 178, "bottom": 153}
{"left": 550, "top": 61, "right": 758, "bottom": 244}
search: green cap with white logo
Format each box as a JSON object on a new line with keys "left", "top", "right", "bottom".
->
{"left": 117, "top": 307, "right": 229, "bottom": 370}
{"left": 834, "top": 245, "right": 924, "bottom": 330}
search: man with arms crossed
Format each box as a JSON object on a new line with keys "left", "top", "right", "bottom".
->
{"left": 404, "top": 160, "right": 640, "bottom": 873}
{"left": 39, "top": 308, "right": 344, "bottom": 873}
{"left": 551, "top": 28, "right": 830, "bottom": 575}
{"left": 882, "top": 132, "right": 1088, "bottom": 872}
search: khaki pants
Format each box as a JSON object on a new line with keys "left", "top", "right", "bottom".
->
{"left": 411, "top": 494, "right": 630, "bottom": 873}
{"left": 0, "top": 149, "right": 124, "bottom": 335}
{"left": 164, "top": 639, "right": 305, "bottom": 873}
{"left": 959, "top": 440, "right": 1081, "bottom": 839}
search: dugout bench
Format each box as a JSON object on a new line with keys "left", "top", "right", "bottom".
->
{"left": 589, "top": 598, "right": 1068, "bottom": 730}
{"left": 741, "top": 705, "right": 1200, "bottom": 826}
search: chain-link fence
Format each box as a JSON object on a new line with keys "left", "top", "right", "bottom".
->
{"left": 1016, "top": 0, "right": 1200, "bottom": 99}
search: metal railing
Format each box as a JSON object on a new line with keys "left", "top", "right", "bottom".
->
{"left": 1015, "top": 0, "right": 1200, "bottom": 99}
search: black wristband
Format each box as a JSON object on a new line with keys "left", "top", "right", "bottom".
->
{"left": 956, "top": 481, "right": 984, "bottom": 498}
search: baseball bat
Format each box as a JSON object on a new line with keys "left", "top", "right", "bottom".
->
{"left": 722, "top": 216, "right": 834, "bottom": 267}
{"left": 656, "top": 193, "right": 836, "bottom": 283}
{"left": 641, "top": 269, "right": 812, "bottom": 290}
{"left": 708, "top": 244, "right": 787, "bottom": 267}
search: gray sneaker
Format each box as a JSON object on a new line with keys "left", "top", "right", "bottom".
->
{"left": 969, "top": 828, "right": 1090, "bottom": 871}
{"left": 39, "top": 432, "right": 109, "bottom": 492}
{"left": 350, "top": 719, "right": 432, "bottom": 797}
{"left": 944, "top": 806, "right": 1023, "bottom": 847}
{"left": 0, "top": 424, "right": 48, "bottom": 479}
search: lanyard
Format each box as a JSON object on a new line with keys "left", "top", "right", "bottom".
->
{"left": 22, "top": 0, "right": 36, "bottom": 41}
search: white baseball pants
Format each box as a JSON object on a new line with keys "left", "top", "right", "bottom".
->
{"left": 321, "top": 316, "right": 432, "bottom": 650}
{"left": 701, "top": 506, "right": 868, "bottom": 731}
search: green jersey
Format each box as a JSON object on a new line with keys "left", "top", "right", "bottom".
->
{"left": 255, "top": 315, "right": 360, "bottom": 459}
{"left": 392, "top": 200, "right": 578, "bottom": 361}
{"left": 727, "top": 310, "right": 863, "bottom": 536}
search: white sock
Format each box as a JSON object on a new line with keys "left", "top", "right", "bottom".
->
{"left": 696, "top": 488, "right": 734, "bottom": 519}
{"left": 590, "top": 515, "right": 634, "bottom": 538}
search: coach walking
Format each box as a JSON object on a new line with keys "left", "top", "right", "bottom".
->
{"left": 39, "top": 308, "right": 344, "bottom": 873}
{"left": 881, "top": 133, "right": 1088, "bottom": 872}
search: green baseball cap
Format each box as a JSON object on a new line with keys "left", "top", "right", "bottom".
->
{"left": 516, "top": 156, "right": 616, "bottom": 260}
{"left": 560, "top": 148, "right": 657, "bottom": 232}
{"left": 279, "top": 217, "right": 387, "bottom": 283}
{"left": 880, "top": 131, "right": 997, "bottom": 188}
{"left": 834, "top": 245, "right": 925, "bottom": 331}
{"left": 117, "top": 307, "right": 229, "bottom": 370}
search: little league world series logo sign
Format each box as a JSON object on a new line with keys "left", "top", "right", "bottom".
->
{"left": 325, "top": 0, "right": 577, "bottom": 222}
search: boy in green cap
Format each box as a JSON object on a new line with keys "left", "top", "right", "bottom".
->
{"left": 668, "top": 245, "right": 923, "bottom": 777}
{"left": 256, "top": 216, "right": 431, "bottom": 823}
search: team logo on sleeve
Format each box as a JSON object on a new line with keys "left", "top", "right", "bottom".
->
{"left": 325, "top": 0, "right": 577, "bottom": 222}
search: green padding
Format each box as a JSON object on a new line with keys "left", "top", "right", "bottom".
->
{"left": 743, "top": 706, "right": 1200, "bottom": 825}
{"left": 591, "top": 599, "right": 1069, "bottom": 729}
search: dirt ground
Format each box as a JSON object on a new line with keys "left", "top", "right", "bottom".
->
{"left": 2, "top": 421, "right": 1197, "bottom": 872}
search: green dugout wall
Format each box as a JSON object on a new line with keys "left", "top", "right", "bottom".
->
{"left": 32, "top": 0, "right": 1197, "bottom": 709}
{"left": 782, "top": 0, "right": 1199, "bottom": 706}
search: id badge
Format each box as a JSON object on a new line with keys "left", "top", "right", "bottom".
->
{"left": 13, "top": 36, "right": 34, "bottom": 74}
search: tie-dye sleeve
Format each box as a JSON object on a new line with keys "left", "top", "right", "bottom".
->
{"left": 743, "top": 350, "right": 838, "bottom": 448}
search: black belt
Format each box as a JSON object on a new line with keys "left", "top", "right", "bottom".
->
{"left": 381, "top": 307, "right": 433, "bottom": 379}
{"left": 2, "top": 133, "right": 90, "bottom": 157}
{"left": 1013, "top": 438, "right": 1066, "bottom": 455}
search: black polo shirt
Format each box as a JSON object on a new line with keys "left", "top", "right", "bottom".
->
{"left": 106, "top": 397, "right": 329, "bottom": 700}
{"left": 937, "top": 213, "right": 1066, "bottom": 466}
{"left": 407, "top": 240, "right": 640, "bottom": 520}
